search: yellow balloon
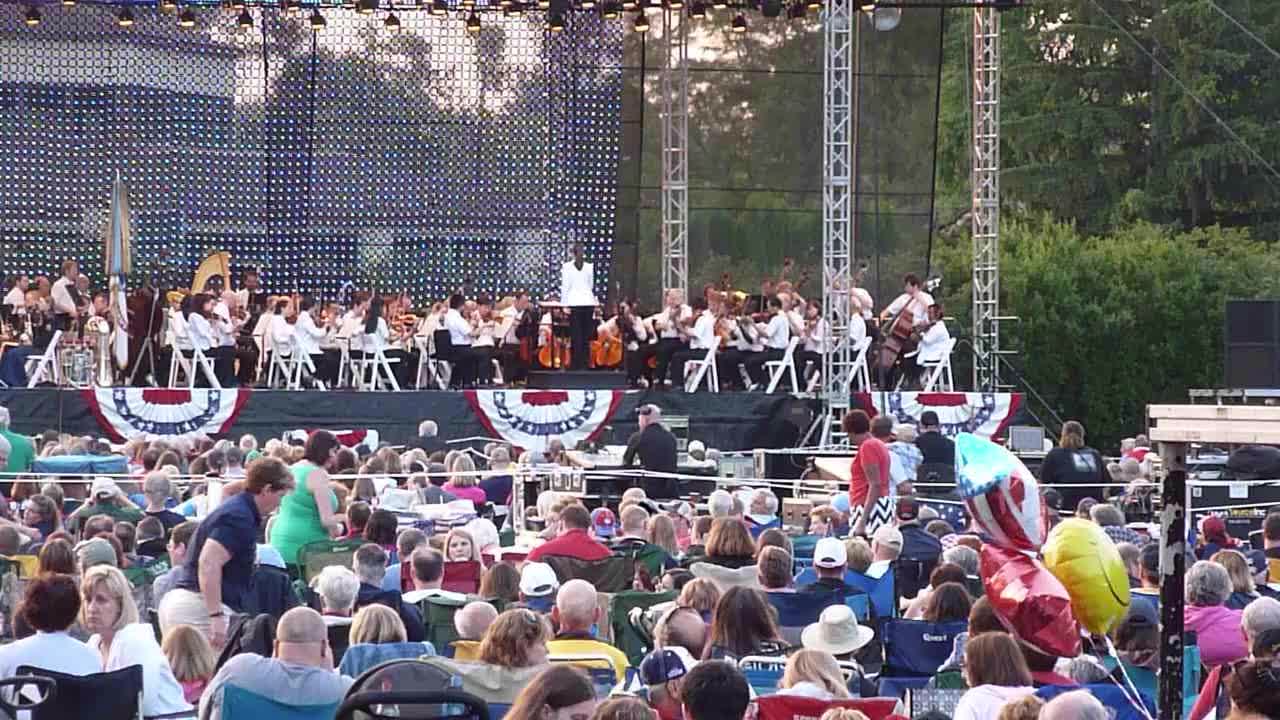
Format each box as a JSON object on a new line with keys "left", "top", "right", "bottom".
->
{"left": 1042, "top": 518, "right": 1132, "bottom": 635}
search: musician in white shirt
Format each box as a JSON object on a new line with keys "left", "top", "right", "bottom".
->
{"left": 596, "top": 299, "right": 650, "bottom": 387}
{"left": 797, "top": 299, "right": 831, "bottom": 383}
{"left": 645, "top": 288, "right": 692, "bottom": 387}
{"left": 668, "top": 298, "right": 718, "bottom": 389}
{"left": 472, "top": 300, "right": 498, "bottom": 385}
{"left": 1, "top": 275, "right": 27, "bottom": 330}
{"left": 903, "top": 302, "right": 951, "bottom": 387}
{"left": 497, "top": 292, "right": 536, "bottom": 385}
{"left": 744, "top": 296, "right": 791, "bottom": 390}
{"left": 183, "top": 293, "right": 235, "bottom": 386}
{"left": 443, "top": 293, "right": 480, "bottom": 389}
{"left": 880, "top": 273, "right": 934, "bottom": 327}
{"left": 214, "top": 291, "right": 258, "bottom": 386}
{"left": 559, "top": 243, "right": 597, "bottom": 371}
{"left": 295, "top": 295, "right": 337, "bottom": 387}
{"left": 50, "top": 260, "right": 80, "bottom": 332}
{"left": 362, "top": 295, "right": 416, "bottom": 388}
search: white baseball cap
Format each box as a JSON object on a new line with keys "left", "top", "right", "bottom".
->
{"left": 814, "top": 537, "right": 848, "bottom": 569}
{"left": 519, "top": 562, "right": 560, "bottom": 597}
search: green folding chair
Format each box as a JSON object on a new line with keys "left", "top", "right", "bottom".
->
{"left": 296, "top": 538, "right": 366, "bottom": 585}
{"left": 607, "top": 590, "right": 676, "bottom": 666}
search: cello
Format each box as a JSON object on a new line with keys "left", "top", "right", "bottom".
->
{"left": 875, "top": 276, "right": 941, "bottom": 378}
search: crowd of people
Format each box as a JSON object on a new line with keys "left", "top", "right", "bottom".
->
{"left": 0, "top": 407, "right": 1277, "bottom": 720}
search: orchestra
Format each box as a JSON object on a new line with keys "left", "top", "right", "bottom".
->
{"left": 0, "top": 254, "right": 953, "bottom": 392}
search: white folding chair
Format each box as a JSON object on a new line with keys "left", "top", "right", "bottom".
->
{"left": 188, "top": 345, "right": 220, "bottom": 389}
{"left": 683, "top": 345, "right": 719, "bottom": 393}
{"left": 24, "top": 331, "right": 63, "bottom": 388}
{"left": 845, "top": 336, "right": 874, "bottom": 393}
{"left": 414, "top": 335, "right": 448, "bottom": 390}
{"left": 167, "top": 317, "right": 195, "bottom": 389}
{"left": 764, "top": 337, "right": 802, "bottom": 394}
{"left": 919, "top": 337, "right": 957, "bottom": 392}
{"left": 361, "top": 338, "right": 401, "bottom": 391}
{"left": 286, "top": 344, "right": 324, "bottom": 390}
{"left": 266, "top": 338, "right": 293, "bottom": 389}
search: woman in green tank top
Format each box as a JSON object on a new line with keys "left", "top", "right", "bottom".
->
{"left": 269, "top": 430, "right": 343, "bottom": 566}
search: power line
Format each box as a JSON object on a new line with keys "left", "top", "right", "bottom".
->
{"left": 1085, "top": 0, "right": 1280, "bottom": 189}
{"left": 1206, "top": 0, "right": 1280, "bottom": 63}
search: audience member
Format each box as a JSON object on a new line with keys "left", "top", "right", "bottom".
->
{"left": 352, "top": 542, "right": 426, "bottom": 642}
{"left": 844, "top": 537, "right": 872, "bottom": 574}
{"left": 0, "top": 574, "right": 98, "bottom": 679}
{"left": 81, "top": 565, "right": 190, "bottom": 715}
{"left": 384, "top": 527, "right": 429, "bottom": 592}
{"left": 905, "top": 563, "right": 970, "bottom": 619}
{"left": 363, "top": 509, "right": 400, "bottom": 555}
{"left": 403, "top": 546, "right": 451, "bottom": 604}
{"left": 800, "top": 537, "right": 861, "bottom": 598}
{"left": 161, "top": 624, "right": 217, "bottom": 704}
{"left": 507, "top": 664, "right": 597, "bottom": 720}
{"left": 548, "top": 579, "right": 630, "bottom": 681}
{"left": 1038, "top": 690, "right": 1107, "bottom": 720}
{"left": 922, "top": 582, "right": 971, "bottom": 624}
{"left": 777, "top": 649, "right": 850, "bottom": 700}
{"left": 995, "top": 695, "right": 1043, "bottom": 720}
{"left": 953, "top": 632, "right": 1035, "bottom": 720}
{"left": 528, "top": 504, "right": 612, "bottom": 563}
{"left": 755, "top": 527, "right": 792, "bottom": 557}
{"left": 1188, "top": 596, "right": 1280, "bottom": 720}
{"left": 1214, "top": 549, "right": 1262, "bottom": 610}
{"left": 1226, "top": 658, "right": 1280, "bottom": 719}
{"left": 757, "top": 546, "right": 793, "bottom": 592}
{"left": 444, "top": 528, "right": 485, "bottom": 564}
{"left": 345, "top": 501, "right": 371, "bottom": 539}
{"left": 160, "top": 457, "right": 293, "bottom": 644}
{"left": 677, "top": 578, "right": 720, "bottom": 622}
{"left": 200, "top": 607, "right": 352, "bottom": 720}
{"left": 481, "top": 561, "right": 521, "bottom": 603}
{"left": 456, "top": 601, "right": 500, "bottom": 641}
{"left": 654, "top": 606, "right": 707, "bottom": 659}
{"left": 36, "top": 538, "right": 75, "bottom": 575}
{"left": 914, "top": 411, "right": 954, "bottom": 465}
{"left": 151, "top": 520, "right": 198, "bottom": 608}
{"left": 680, "top": 661, "right": 750, "bottom": 720}
{"left": 519, "top": 561, "right": 561, "bottom": 613}
{"left": 74, "top": 536, "right": 117, "bottom": 573}
{"left": 142, "top": 472, "right": 186, "bottom": 532}
{"left": 702, "top": 518, "right": 756, "bottom": 569}
{"left": 866, "top": 525, "right": 902, "bottom": 579}
{"left": 479, "top": 608, "right": 552, "bottom": 669}
{"left": 1185, "top": 559, "right": 1248, "bottom": 666}
{"left": 705, "top": 587, "right": 786, "bottom": 661}
{"left": 594, "top": 696, "right": 657, "bottom": 720}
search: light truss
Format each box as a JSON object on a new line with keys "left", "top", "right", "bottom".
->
{"left": 659, "top": 8, "right": 689, "bottom": 300}
{"left": 971, "top": 3, "right": 1001, "bottom": 391}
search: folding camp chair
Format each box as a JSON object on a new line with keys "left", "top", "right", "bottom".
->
{"left": 549, "top": 654, "right": 621, "bottom": 697}
{"left": 764, "top": 337, "right": 802, "bottom": 394}
{"left": 543, "top": 555, "right": 635, "bottom": 593}
{"left": 847, "top": 569, "right": 895, "bottom": 619}
{"left": 420, "top": 593, "right": 471, "bottom": 655}
{"left": 16, "top": 664, "right": 142, "bottom": 720}
{"left": 338, "top": 659, "right": 466, "bottom": 720}
{"left": 753, "top": 695, "right": 901, "bottom": 720}
{"left": 608, "top": 589, "right": 677, "bottom": 666}
{"left": 877, "top": 619, "right": 967, "bottom": 698}
{"left": 24, "top": 331, "right": 62, "bottom": 388}
{"left": 442, "top": 561, "right": 483, "bottom": 594}
{"left": 339, "top": 642, "right": 437, "bottom": 678}
{"left": 767, "top": 591, "right": 841, "bottom": 646}
{"left": 0, "top": 675, "right": 56, "bottom": 717}
{"left": 1035, "top": 683, "right": 1155, "bottom": 720}
{"left": 224, "top": 685, "right": 338, "bottom": 720}
{"left": 296, "top": 537, "right": 366, "bottom": 585}
{"left": 739, "top": 656, "right": 787, "bottom": 696}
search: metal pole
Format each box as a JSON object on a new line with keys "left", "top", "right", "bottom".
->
{"left": 970, "top": 4, "right": 1001, "bottom": 391}
{"left": 659, "top": 9, "right": 689, "bottom": 299}
{"left": 820, "top": 0, "right": 855, "bottom": 446}
{"left": 1158, "top": 441, "right": 1187, "bottom": 718}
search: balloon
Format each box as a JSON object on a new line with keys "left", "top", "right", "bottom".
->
{"left": 981, "top": 544, "right": 1082, "bottom": 659}
{"left": 1042, "top": 518, "right": 1132, "bottom": 636}
{"left": 957, "top": 434, "right": 1048, "bottom": 551}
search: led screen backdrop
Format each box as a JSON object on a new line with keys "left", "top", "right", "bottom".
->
{"left": 0, "top": 5, "right": 622, "bottom": 301}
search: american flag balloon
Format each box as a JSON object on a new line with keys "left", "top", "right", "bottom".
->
{"left": 958, "top": 433, "right": 1048, "bottom": 551}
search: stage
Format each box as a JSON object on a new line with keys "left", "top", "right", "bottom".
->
{"left": 0, "top": 387, "right": 1026, "bottom": 454}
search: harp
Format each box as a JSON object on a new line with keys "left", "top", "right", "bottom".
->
{"left": 192, "top": 251, "right": 231, "bottom": 295}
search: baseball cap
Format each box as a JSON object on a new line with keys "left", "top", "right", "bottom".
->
{"left": 639, "top": 646, "right": 699, "bottom": 686}
{"left": 74, "top": 537, "right": 118, "bottom": 569}
{"left": 872, "top": 524, "right": 904, "bottom": 551}
{"left": 591, "top": 507, "right": 618, "bottom": 538}
{"left": 814, "top": 537, "right": 848, "bottom": 569}
{"left": 90, "top": 477, "right": 122, "bottom": 501}
{"left": 519, "top": 562, "right": 560, "bottom": 597}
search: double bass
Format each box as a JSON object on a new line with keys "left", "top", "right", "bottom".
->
{"left": 875, "top": 276, "right": 942, "bottom": 373}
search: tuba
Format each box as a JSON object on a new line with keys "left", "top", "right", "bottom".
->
{"left": 192, "top": 251, "right": 231, "bottom": 295}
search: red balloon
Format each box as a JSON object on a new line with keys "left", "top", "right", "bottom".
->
{"left": 981, "top": 544, "right": 1082, "bottom": 659}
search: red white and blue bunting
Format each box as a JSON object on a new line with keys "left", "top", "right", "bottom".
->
{"left": 83, "top": 388, "right": 251, "bottom": 442}
{"left": 854, "top": 391, "right": 1023, "bottom": 441}
{"left": 465, "top": 389, "right": 624, "bottom": 453}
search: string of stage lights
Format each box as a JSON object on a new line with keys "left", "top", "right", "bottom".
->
{"left": 13, "top": 0, "right": 835, "bottom": 33}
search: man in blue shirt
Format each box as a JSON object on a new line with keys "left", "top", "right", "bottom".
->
{"left": 159, "top": 457, "right": 294, "bottom": 647}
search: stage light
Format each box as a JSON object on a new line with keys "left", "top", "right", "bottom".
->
{"left": 384, "top": 11, "right": 401, "bottom": 29}
{"left": 232, "top": 0, "right": 246, "bottom": 10}
{"left": 118, "top": 6, "right": 134, "bottom": 25}
{"left": 622, "top": 0, "right": 637, "bottom": 10}
{"left": 633, "top": 12, "right": 648, "bottom": 31}
{"left": 711, "top": 0, "right": 726, "bottom": 9}
{"left": 581, "top": 0, "right": 596, "bottom": 9}
{"left": 24, "top": 6, "right": 40, "bottom": 26}
{"left": 309, "top": 8, "right": 326, "bottom": 26}
{"left": 688, "top": 1, "right": 705, "bottom": 17}
{"left": 466, "top": 11, "right": 481, "bottom": 32}
{"left": 602, "top": 2, "right": 620, "bottom": 18}
{"left": 61, "top": 0, "right": 75, "bottom": 6}
{"left": 178, "top": 6, "right": 196, "bottom": 25}
{"left": 159, "top": 0, "right": 176, "bottom": 12}
{"left": 858, "top": 0, "right": 874, "bottom": 10}
{"left": 806, "top": 0, "right": 819, "bottom": 9}
{"left": 731, "top": 12, "right": 746, "bottom": 31}
{"left": 549, "top": 11, "right": 565, "bottom": 29}
{"left": 357, "top": 0, "right": 377, "bottom": 14}
{"left": 667, "top": 0, "right": 684, "bottom": 9}
{"left": 237, "top": 7, "right": 253, "bottom": 28}
{"left": 872, "top": 6, "right": 901, "bottom": 30}
{"left": 537, "top": 0, "right": 550, "bottom": 8}
{"left": 431, "top": 0, "right": 448, "bottom": 14}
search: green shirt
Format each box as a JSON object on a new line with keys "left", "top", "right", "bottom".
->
{"left": 73, "top": 500, "right": 144, "bottom": 534}
{"left": 268, "top": 460, "right": 339, "bottom": 565}
{"left": 0, "top": 430, "right": 34, "bottom": 475}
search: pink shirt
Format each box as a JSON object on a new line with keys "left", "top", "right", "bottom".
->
{"left": 442, "top": 483, "right": 487, "bottom": 505}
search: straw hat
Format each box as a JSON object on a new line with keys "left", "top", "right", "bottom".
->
{"left": 800, "top": 604, "right": 874, "bottom": 656}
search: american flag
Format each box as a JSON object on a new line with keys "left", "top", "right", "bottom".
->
{"left": 921, "top": 498, "right": 968, "bottom": 529}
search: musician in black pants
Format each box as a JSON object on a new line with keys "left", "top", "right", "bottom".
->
{"left": 649, "top": 289, "right": 690, "bottom": 388}
{"left": 744, "top": 297, "right": 790, "bottom": 389}
{"left": 560, "top": 243, "right": 597, "bottom": 371}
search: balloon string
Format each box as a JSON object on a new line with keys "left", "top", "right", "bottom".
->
{"left": 1104, "top": 635, "right": 1156, "bottom": 720}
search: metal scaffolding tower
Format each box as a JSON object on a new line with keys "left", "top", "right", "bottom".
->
{"left": 820, "top": 0, "right": 857, "bottom": 445}
{"left": 660, "top": 9, "right": 689, "bottom": 299}
{"left": 971, "top": 4, "right": 1002, "bottom": 391}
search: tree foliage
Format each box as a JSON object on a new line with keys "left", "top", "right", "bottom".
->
{"left": 933, "top": 213, "right": 1280, "bottom": 449}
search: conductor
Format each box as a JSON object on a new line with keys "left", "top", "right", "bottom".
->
{"left": 560, "top": 242, "right": 596, "bottom": 371}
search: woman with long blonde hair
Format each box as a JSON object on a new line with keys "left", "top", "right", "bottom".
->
{"left": 779, "top": 649, "right": 851, "bottom": 700}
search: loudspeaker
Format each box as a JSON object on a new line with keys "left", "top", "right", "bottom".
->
{"left": 1225, "top": 300, "right": 1280, "bottom": 387}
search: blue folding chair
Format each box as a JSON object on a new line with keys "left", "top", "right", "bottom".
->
{"left": 768, "top": 591, "right": 841, "bottom": 646}
{"left": 1035, "top": 684, "right": 1155, "bottom": 720}
{"left": 845, "top": 593, "right": 871, "bottom": 622}
{"left": 224, "top": 685, "right": 339, "bottom": 720}
{"left": 739, "top": 656, "right": 787, "bottom": 697}
{"left": 880, "top": 619, "right": 967, "bottom": 678}
{"left": 793, "top": 567, "right": 859, "bottom": 588}
{"left": 488, "top": 703, "right": 512, "bottom": 720}
{"left": 848, "top": 570, "right": 895, "bottom": 619}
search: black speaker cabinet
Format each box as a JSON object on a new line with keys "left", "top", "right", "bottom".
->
{"left": 1225, "top": 300, "right": 1280, "bottom": 387}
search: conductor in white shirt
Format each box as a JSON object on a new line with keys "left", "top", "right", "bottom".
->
{"left": 560, "top": 242, "right": 597, "bottom": 371}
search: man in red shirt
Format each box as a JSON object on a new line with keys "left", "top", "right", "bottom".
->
{"left": 844, "top": 410, "right": 893, "bottom": 536}
{"left": 527, "top": 504, "right": 614, "bottom": 562}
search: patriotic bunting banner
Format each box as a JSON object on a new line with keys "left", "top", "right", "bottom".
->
{"left": 83, "top": 388, "right": 251, "bottom": 442}
{"left": 854, "top": 391, "right": 1023, "bottom": 440}
{"left": 465, "top": 389, "right": 624, "bottom": 453}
